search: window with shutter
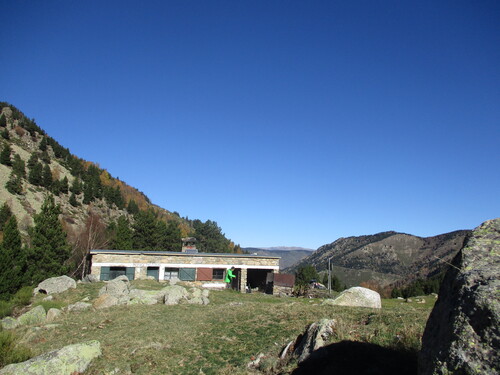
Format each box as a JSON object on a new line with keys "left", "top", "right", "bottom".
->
{"left": 100, "top": 266, "right": 110, "bottom": 281}
{"left": 197, "top": 268, "right": 212, "bottom": 281}
{"left": 179, "top": 268, "right": 196, "bottom": 281}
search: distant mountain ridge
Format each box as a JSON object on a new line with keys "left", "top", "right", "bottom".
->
{"left": 285, "top": 230, "right": 471, "bottom": 287}
{"left": 243, "top": 247, "right": 315, "bottom": 270}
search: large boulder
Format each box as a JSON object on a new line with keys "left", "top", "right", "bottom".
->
{"left": 46, "top": 308, "right": 63, "bottom": 323}
{"left": 35, "top": 276, "right": 76, "bottom": 295}
{"left": 322, "top": 287, "right": 381, "bottom": 309}
{"left": 0, "top": 340, "right": 101, "bottom": 375}
{"left": 93, "top": 294, "right": 119, "bottom": 309}
{"left": 66, "top": 302, "right": 92, "bottom": 312}
{"left": 1, "top": 317, "right": 18, "bottom": 330}
{"left": 128, "top": 289, "right": 166, "bottom": 305}
{"left": 17, "top": 305, "right": 46, "bottom": 326}
{"left": 419, "top": 219, "right": 500, "bottom": 375}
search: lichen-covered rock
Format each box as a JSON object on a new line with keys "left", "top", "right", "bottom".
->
{"left": 46, "top": 308, "right": 63, "bottom": 323}
{"left": 93, "top": 294, "right": 119, "bottom": 309}
{"left": 128, "top": 289, "right": 165, "bottom": 305}
{"left": 163, "top": 285, "right": 188, "bottom": 305}
{"left": 35, "top": 276, "right": 77, "bottom": 295}
{"left": 99, "top": 277, "right": 130, "bottom": 297}
{"left": 1, "top": 316, "right": 18, "bottom": 330}
{"left": 322, "top": 287, "right": 381, "bottom": 309}
{"left": 293, "top": 319, "right": 336, "bottom": 363}
{"left": 66, "top": 301, "right": 92, "bottom": 312}
{"left": 0, "top": 340, "right": 101, "bottom": 375}
{"left": 419, "top": 218, "right": 500, "bottom": 375}
{"left": 17, "top": 305, "right": 46, "bottom": 326}
{"left": 82, "top": 274, "right": 99, "bottom": 283}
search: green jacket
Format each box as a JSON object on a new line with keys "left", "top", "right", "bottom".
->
{"left": 225, "top": 268, "right": 235, "bottom": 283}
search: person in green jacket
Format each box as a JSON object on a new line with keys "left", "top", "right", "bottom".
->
{"left": 225, "top": 267, "right": 236, "bottom": 287}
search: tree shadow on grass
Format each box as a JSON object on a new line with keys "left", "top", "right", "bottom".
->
{"left": 291, "top": 341, "right": 417, "bottom": 375}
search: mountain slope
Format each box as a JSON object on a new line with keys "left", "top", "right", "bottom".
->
{"left": 285, "top": 230, "right": 470, "bottom": 287}
{"left": 243, "top": 247, "right": 314, "bottom": 270}
{"left": 0, "top": 102, "right": 236, "bottom": 253}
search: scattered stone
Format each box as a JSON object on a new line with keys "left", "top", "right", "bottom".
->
{"left": 99, "top": 277, "right": 130, "bottom": 297}
{"left": 419, "top": 218, "right": 500, "bottom": 375}
{"left": 81, "top": 296, "right": 90, "bottom": 302}
{"left": 0, "top": 340, "right": 101, "bottom": 375}
{"left": 247, "top": 353, "right": 265, "bottom": 369}
{"left": 46, "top": 308, "right": 63, "bottom": 322}
{"left": 322, "top": 287, "right": 381, "bottom": 309}
{"left": 293, "top": 319, "right": 336, "bottom": 363}
{"left": 1, "top": 317, "right": 19, "bottom": 330}
{"left": 406, "top": 298, "right": 413, "bottom": 303}
{"left": 417, "top": 299, "right": 426, "bottom": 304}
{"left": 93, "top": 294, "right": 120, "bottom": 309}
{"left": 43, "top": 295, "right": 54, "bottom": 301}
{"left": 66, "top": 301, "right": 92, "bottom": 312}
{"left": 34, "top": 275, "right": 77, "bottom": 295}
{"left": 17, "top": 305, "right": 46, "bottom": 326}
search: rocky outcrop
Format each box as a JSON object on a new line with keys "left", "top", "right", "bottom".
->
{"left": 0, "top": 340, "right": 101, "bottom": 375}
{"left": 34, "top": 276, "right": 77, "bottom": 295}
{"left": 294, "top": 319, "right": 336, "bottom": 363}
{"left": 419, "top": 219, "right": 500, "bottom": 375}
{"left": 322, "top": 287, "right": 381, "bottom": 309}
{"left": 46, "top": 308, "right": 63, "bottom": 322}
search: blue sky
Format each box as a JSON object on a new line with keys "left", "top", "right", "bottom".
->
{"left": 1, "top": 1, "right": 499, "bottom": 249}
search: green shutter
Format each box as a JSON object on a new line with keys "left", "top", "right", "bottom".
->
{"left": 179, "top": 268, "right": 195, "bottom": 281}
{"left": 147, "top": 267, "right": 159, "bottom": 280}
{"left": 125, "top": 267, "right": 135, "bottom": 280}
{"left": 100, "top": 266, "right": 110, "bottom": 281}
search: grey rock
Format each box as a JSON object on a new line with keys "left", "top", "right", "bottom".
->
{"left": 99, "top": 277, "right": 130, "bottom": 297}
{"left": 17, "top": 305, "right": 46, "bottom": 326}
{"left": 66, "top": 302, "right": 92, "bottom": 312}
{"left": 46, "top": 308, "right": 63, "bottom": 322}
{"left": 322, "top": 287, "right": 381, "bottom": 309}
{"left": 93, "top": 294, "right": 120, "bottom": 309}
{"left": 1, "top": 317, "right": 19, "bottom": 330}
{"left": 419, "top": 219, "right": 500, "bottom": 375}
{"left": 0, "top": 340, "right": 101, "bottom": 375}
{"left": 42, "top": 295, "right": 54, "bottom": 301}
{"left": 128, "top": 289, "right": 165, "bottom": 305}
{"left": 82, "top": 274, "right": 99, "bottom": 283}
{"left": 163, "top": 285, "right": 188, "bottom": 305}
{"left": 293, "top": 319, "right": 336, "bottom": 363}
{"left": 35, "top": 275, "right": 77, "bottom": 295}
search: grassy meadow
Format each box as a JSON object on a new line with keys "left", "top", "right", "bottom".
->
{"left": 2, "top": 281, "right": 435, "bottom": 374}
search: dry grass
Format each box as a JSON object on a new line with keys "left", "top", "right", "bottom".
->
{"left": 8, "top": 283, "right": 435, "bottom": 374}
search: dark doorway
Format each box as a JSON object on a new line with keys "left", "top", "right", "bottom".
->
{"left": 230, "top": 268, "right": 241, "bottom": 290}
{"left": 247, "top": 269, "right": 272, "bottom": 293}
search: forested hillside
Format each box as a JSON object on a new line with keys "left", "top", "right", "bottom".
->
{"left": 0, "top": 102, "right": 240, "bottom": 299}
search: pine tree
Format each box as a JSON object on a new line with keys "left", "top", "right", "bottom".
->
{"left": 27, "top": 152, "right": 38, "bottom": 168}
{"left": 114, "top": 216, "right": 133, "bottom": 250}
{"left": 69, "top": 192, "right": 79, "bottom": 207}
{"left": 127, "top": 199, "right": 139, "bottom": 215}
{"left": 5, "top": 171, "right": 23, "bottom": 195}
{"left": 42, "top": 164, "right": 53, "bottom": 188}
{"left": 28, "top": 195, "right": 71, "bottom": 284}
{"left": 0, "top": 143, "right": 12, "bottom": 166}
{"left": 0, "top": 202, "right": 12, "bottom": 230}
{"left": 39, "top": 137, "right": 47, "bottom": 151}
{"left": 1, "top": 129, "right": 9, "bottom": 140}
{"left": 12, "top": 154, "right": 26, "bottom": 178}
{"left": 28, "top": 162, "right": 43, "bottom": 185}
{"left": 0, "top": 216, "right": 26, "bottom": 299}
{"left": 132, "top": 210, "right": 158, "bottom": 250}
{"left": 60, "top": 176, "right": 69, "bottom": 194}
{"left": 40, "top": 150, "right": 50, "bottom": 164}
{"left": 70, "top": 177, "right": 82, "bottom": 195}
{"left": 0, "top": 114, "right": 6, "bottom": 127}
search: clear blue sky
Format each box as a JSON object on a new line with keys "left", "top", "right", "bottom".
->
{"left": 1, "top": 1, "right": 499, "bottom": 249}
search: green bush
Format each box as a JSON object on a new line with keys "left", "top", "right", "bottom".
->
{"left": 0, "top": 301, "right": 13, "bottom": 319}
{"left": 10, "top": 286, "right": 33, "bottom": 307}
{"left": 0, "top": 329, "right": 31, "bottom": 367}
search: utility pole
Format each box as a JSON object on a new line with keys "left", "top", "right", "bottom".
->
{"left": 328, "top": 257, "right": 332, "bottom": 295}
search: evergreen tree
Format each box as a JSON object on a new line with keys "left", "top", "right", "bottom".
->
{"left": 42, "top": 164, "right": 52, "bottom": 188}
{"left": 0, "top": 202, "right": 12, "bottom": 230}
{"left": 0, "top": 216, "right": 26, "bottom": 299}
{"left": 12, "top": 154, "right": 26, "bottom": 178}
{"left": 27, "top": 152, "right": 38, "bottom": 168}
{"left": 0, "top": 114, "right": 6, "bottom": 127}
{"left": 5, "top": 171, "right": 23, "bottom": 195}
{"left": 132, "top": 210, "right": 158, "bottom": 250}
{"left": 295, "top": 265, "right": 319, "bottom": 286}
{"left": 39, "top": 136, "right": 47, "bottom": 151}
{"left": 114, "top": 216, "right": 133, "bottom": 250}
{"left": 40, "top": 150, "right": 50, "bottom": 164}
{"left": 1, "top": 129, "right": 9, "bottom": 140}
{"left": 0, "top": 143, "right": 12, "bottom": 166}
{"left": 154, "top": 220, "right": 181, "bottom": 251}
{"left": 27, "top": 195, "right": 70, "bottom": 284}
{"left": 69, "top": 192, "right": 79, "bottom": 207}
{"left": 28, "top": 162, "right": 43, "bottom": 186}
{"left": 127, "top": 199, "right": 139, "bottom": 215}
{"left": 70, "top": 177, "right": 82, "bottom": 195}
{"left": 59, "top": 176, "right": 69, "bottom": 194}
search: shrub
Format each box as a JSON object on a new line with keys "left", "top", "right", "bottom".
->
{"left": 10, "top": 286, "right": 33, "bottom": 307}
{"left": 0, "top": 301, "right": 13, "bottom": 319}
{"left": 0, "top": 329, "right": 32, "bottom": 367}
